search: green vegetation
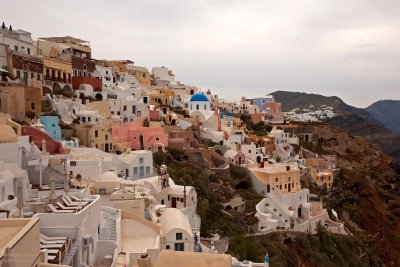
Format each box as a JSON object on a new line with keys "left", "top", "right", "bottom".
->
{"left": 228, "top": 226, "right": 371, "bottom": 267}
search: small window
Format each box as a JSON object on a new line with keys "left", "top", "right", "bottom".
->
{"left": 176, "top": 233, "right": 183, "bottom": 240}
{"left": 37, "top": 74, "right": 41, "bottom": 80}
{"left": 95, "top": 130, "right": 98, "bottom": 137}
{"left": 166, "top": 245, "right": 170, "bottom": 250}
{"left": 139, "top": 157, "right": 144, "bottom": 164}
{"left": 146, "top": 166, "right": 150, "bottom": 174}
{"left": 133, "top": 167, "right": 138, "bottom": 175}
{"left": 70, "top": 161, "right": 77, "bottom": 166}
{"left": 14, "top": 45, "right": 18, "bottom": 52}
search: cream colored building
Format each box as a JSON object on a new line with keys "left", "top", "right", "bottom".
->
{"left": 0, "top": 218, "right": 41, "bottom": 267}
{"left": 159, "top": 208, "right": 194, "bottom": 252}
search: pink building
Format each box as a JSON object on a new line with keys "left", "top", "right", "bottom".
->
{"left": 112, "top": 117, "right": 168, "bottom": 152}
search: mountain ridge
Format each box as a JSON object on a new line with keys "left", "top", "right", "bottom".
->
{"left": 270, "top": 91, "right": 400, "bottom": 162}
{"left": 366, "top": 100, "right": 400, "bottom": 134}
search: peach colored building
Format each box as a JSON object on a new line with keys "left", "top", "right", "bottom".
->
{"left": 249, "top": 163, "right": 301, "bottom": 195}
{"left": 0, "top": 86, "right": 42, "bottom": 120}
{"left": 112, "top": 117, "right": 168, "bottom": 152}
{"left": 305, "top": 158, "right": 334, "bottom": 188}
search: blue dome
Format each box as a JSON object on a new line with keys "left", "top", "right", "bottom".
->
{"left": 190, "top": 94, "right": 209, "bottom": 102}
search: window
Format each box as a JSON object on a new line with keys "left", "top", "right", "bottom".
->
{"left": 156, "top": 137, "right": 159, "bottom": 141}
{"left": 88, "top": 117, "right": 91, "bottom": 122}
{"left": 27, "top": 48, "right": 31, "bottom": 55}
{"left": 204, "top": 104, "right": 207, "bottom": 110}
{"left": 132, "top": 106, "right": 136, "bottom": 114}
{"left": 14, "top": 45, "right": 18, "bottom": 52}
{"left": 31, "top": 103, "right": 35, "bottom": 110}
{"left": 70, "top": 161, "right": 77, "bottom": 166}
{"left": 133, "top": 167, "right": 138, "bottom": 175}
{"left": 146, "top": 166, "right": 150, "bottom": 174}
{"left": 31, "top": 73, "right": 34, "bottom": 79}
{"left": 37, "top": 74, "right": 41, "bottom": 80}
{"left": 46, "top": 68, "right": 49, "bottom": 77}
{"left": 176, "top": 233, "right": 183, "bottom": 240}
{"left": 105, "top": 135, "right": 108, "bottom": 140}
{"left": 16, "top": 70, "right": 20, "bottom": 78}
{"left": 174, "top": 243, "right": 184, "bottom": 251}
{"left": 166, "top": 245, "right": 170, "bottom": 250}
{"left": 196, "top": 104, "right": 199, "bottom": 110}
{"left": 123, "top": 105, "right": 127, "bottom": 111}
{"left": 95, "top": 130, "right": 98, "bottom": 137}
{"left": 81, "top": 117, "right": 86, "bottom": 123}
{"left": 275, "top": 178, "right": 278, "bottom": 182}
{"left": 139, "top": 157, "right": 144, "bottom": 164}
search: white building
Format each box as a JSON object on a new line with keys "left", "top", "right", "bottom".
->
{"left": 159, "top": 208, "right": 194, "bottom": 252}
{"left": 68, "top": 147, "right": 154, "bottom": 181}
{"left": 93, "top": 65, "right": 113, "bottom": 89}
{"left": 0, "top": 24, "right": 34, "bottom": 55}
{"left": 108, "top": 95, "right": 149, "bottom": 123}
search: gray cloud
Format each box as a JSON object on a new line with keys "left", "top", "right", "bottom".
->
{"left": 2, "top": 0, "right": 399, "bottom": 107}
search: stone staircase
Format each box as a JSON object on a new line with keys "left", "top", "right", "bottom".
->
{"left": 62, "top": 240, "right": 79, "bottom": 266}
{"left": 104, "top": 214, "right": 117, "bottom": 241}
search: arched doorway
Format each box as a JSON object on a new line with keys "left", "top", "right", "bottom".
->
{"left": 297, "top": 205, "right": 303, "bottom": 218}
{"left": 53, "top": 83, "right": 62, "bottom": 95}
{"left": 62, "top": 85, "right": 73, "bottom": 97}
{"left": 42, "top": 86, "right": 53, "bottom": 97}
{"left": 95, "top": 93, "right": 103, "bottom": 101}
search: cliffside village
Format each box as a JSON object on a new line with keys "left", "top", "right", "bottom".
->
{"left": 0, "top": 23, "right": 347, "bottom": 267}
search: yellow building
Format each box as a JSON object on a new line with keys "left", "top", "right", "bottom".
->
{"left": 127, "top": 65, "right": 151, "bottom": 88}
{"left": 74, "top": 123, "right": 114, "bottom": 153}
{"left": 249, "top": 163, "right": 301, "bottom": 195}
{"left": 42, "top": 56, "right": 73, "bottom": 95}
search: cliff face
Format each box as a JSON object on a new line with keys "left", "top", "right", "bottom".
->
{"left": 271, "top": 91, "right": 400, "bottom": 162}
{"left": 309, "top": 124, "right": 400, "bottom": 265}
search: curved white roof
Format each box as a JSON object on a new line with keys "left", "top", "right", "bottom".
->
{"left": 159, "top": 208, "right": 192, "bottom": 236}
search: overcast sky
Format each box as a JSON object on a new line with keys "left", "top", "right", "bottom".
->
{"left": 3, "top": 0, "right": 400, "bottom": 107}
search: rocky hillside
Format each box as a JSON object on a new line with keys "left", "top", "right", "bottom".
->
{"left": 229, "top": 123, "right": 400, "bottom": 266}
{"left": 366, "top": 100, "right": 400, "bottom": 134}
{"left": 270, "top": 91, "right": 400, "bottom": 162}
{"left": 307, "top": 123, "right": 400, "bottom": 266}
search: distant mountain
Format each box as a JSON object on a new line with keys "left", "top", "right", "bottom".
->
{"left": 270, "top": 91, "right": 400, "bottom": 162}
{"left": 366, "top": 100, "right": 400, "bottom": 134}
{"left": 269, "top": 91, "right": 343, "bottom": 112}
